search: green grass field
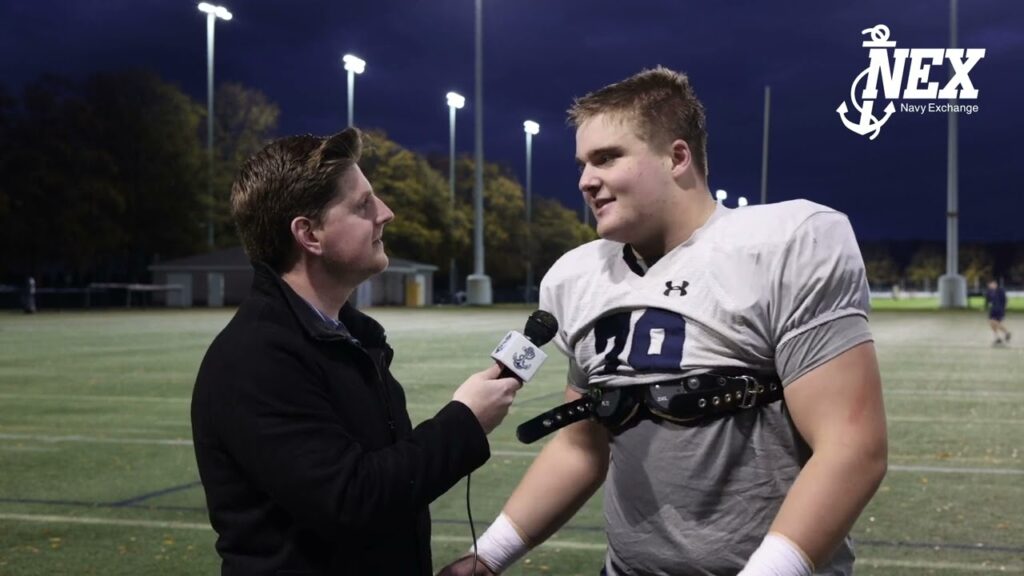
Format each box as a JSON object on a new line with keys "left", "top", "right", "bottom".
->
{"left": 0, "top": 307, "right": 1021, "bottom": 575}
{"left": 869, "top": 296, "right": 1024, "bottom": 311}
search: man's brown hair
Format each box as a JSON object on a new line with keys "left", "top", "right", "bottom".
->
{"left": 568, "top": 66, "right": 708, "bottom": 178}
{"left": 231, "top": 128, "right": 363, "bottom": 271}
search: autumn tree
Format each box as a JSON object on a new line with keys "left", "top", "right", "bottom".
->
{"left": 905, "top": 244, "right": 944, "bottom": 291}
{"left": 960, "top": 245, "right": 994, "bottom": 291}
{"left": 211, "top": 83, "right": 280, "bottom": 247}
{"left": 860, "top": 244, "right": 901, "bottom": 290}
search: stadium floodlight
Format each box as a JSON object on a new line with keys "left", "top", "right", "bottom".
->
{"left": 738, "top": 196, "right": 748, "bottom": 207}
{"left": 523, "top": 120, "right": 540, "bottom": 302}
{"left": 342, "top": 54, "right": 366, "bottom": 126}
{"left": 715, "top": 189, "right": 728, "bottom": 203}
{"left": 447, "top": 91, "right": 465, "bottom": 300}
{"left": 342, "top": 54, "right": 366, "bottom": 74}
{"left": 446, "top": 91, "right": 465, "bottom": 109}
{"left": 198, "top": 2, "right": 232, "bottom": 249}
{"left": 198, "top": 2, "right": 232, "bottom": 20}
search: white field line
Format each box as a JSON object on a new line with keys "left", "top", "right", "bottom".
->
{"left": 884, "top": 389, "right": 1024, "bottom": 398}
{"left": 0, "top": 393, "right": 189, "bottom": 403}
{"left": 1, "top": 514, "right": 1019, "bottom": 572}
{"left": 0, "top": 445, "right": 58, "bottom": 452}
{"left": 431, "top": 534, "right": 606, "bottom": 551}
{"left": 0, "top": 433, "right": 191, "bottom": 446}
{"left": 0, "top": 513, "right": 209, "bottom": 530}
{"left": 2, "top": 388, "right": 1020, "bottom": 406}
{"left": 0, "top": 434, "right": 1021, "bottom": 476}
{"left": 887, "top": 416, "right": 1023, "bottom": 424}
{"left": 0, "top": 513, "right": 604, "bottom": 550}
{"left": 885, "top": 465, "right": 1024, "bottom": 476}
{"left": 489, "top": 450, "right": 1024, "bottom": 476}
{"left": 855, "top": 558, "right": 1024, "bottom": 573}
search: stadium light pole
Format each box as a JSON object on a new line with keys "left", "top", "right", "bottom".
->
{"left": 198, "top": 2, "right": 232, "bottom": 249}
{"left": 467, "top": 0, "right": 491, "bottom": 304}
{"left": 760, "top": 85, "right": 771, "bottom": 204}
{"left": 939, "top": 0, "right": 967, "bottom": 308}
{"left": 738, "top": 196, "right": 748, "bottom": 207}
{"left": 523, "top": 120, "right": 539, "bottom": 303}
{"left": 715, "top": 189, "right": 728, "bottom": 205}
{"left": 342, "top": 54, "right": 366, "bottom": 127}
{"left": 446, "top": 91, "right": 465, "bottom": 301}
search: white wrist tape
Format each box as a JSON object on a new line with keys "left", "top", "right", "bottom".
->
{"left": 470, "top": 512, "right": 529, "bottom": 573}
{"left": 737, "top": 533, "right": 814, "bottom": 576}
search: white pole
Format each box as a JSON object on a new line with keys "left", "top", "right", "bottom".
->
{"left": 347, "top": 70, "right": 354, "bottom": 127}
{"left": 449, "top": 101, "right": 457, "bottom": 298}
{"left": 205, "top": 12, "right": 215, "bottom": 248}
{"left": 939, "top": 0, "right": 967, "bottom": 308}
{"left": 760, "top": 85, "right": 771, "bottom": 205}
{"left": 342, "top": 54, "right": 365, "bottom": 128}
{"left": 467, "top": 0, "right": 492, "bottom": 304}
{"left": 525, "top": 130, "right": 533, "bottom": 303}
{"left": 198, "top": 3, "right": 231, "bottom": 248}
{"left": 473, "top": 0, "right": 485, "bottom": 277}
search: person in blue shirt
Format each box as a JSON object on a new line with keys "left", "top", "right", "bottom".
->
{"left": 984, "top": 280, "right": 1012, "bottom": 345}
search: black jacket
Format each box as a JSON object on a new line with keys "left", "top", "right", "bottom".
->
{"left": 192, "top": 264, "right": 490, "bottom": 575}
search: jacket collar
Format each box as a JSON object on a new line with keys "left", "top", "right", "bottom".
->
{"left": 251, "top": 262, "right": 387, "bottom": 347}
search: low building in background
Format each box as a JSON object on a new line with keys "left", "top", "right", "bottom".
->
{"left": 148, "top": 246, "right": 436, "bottom": 308}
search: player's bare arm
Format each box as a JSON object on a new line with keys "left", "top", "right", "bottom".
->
{"left": 437, "top": 386, "right": 609, "bottom": 576}
{"left": 503, "top": 386, "right": 611, "bottom": 545}
{"left": 768, "top": 341, "right": 888, "bottom": 567}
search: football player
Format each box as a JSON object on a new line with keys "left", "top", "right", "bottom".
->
{"left": 441, "top": 67, "right": 888, "bottom": 576}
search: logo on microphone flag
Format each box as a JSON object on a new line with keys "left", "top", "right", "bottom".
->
{"left": 491, "top": 330, "right": 549, "bottom": 382}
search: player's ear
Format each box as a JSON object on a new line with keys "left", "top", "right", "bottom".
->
{"left": 669, "top": 139, "right": 692, "bottom": 177}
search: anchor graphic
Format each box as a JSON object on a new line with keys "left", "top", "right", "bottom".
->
{"left": 837, "top": 25, "right": 898, "bottom": 140}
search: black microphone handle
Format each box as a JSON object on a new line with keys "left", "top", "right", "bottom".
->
{"left": 498, "top": 364, "right": 520, "bottom": 381}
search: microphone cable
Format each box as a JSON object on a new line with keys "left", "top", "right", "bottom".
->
{"left": 467, "top": 472, "right": 479, "bottom": 570}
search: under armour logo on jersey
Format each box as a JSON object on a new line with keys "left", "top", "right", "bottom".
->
{"left": 663, "top": 280, "right": 689, "bottom": 296}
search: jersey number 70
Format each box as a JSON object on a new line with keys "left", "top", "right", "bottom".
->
{"left": 593, "top": 309, "right": 687, "bottom": 374}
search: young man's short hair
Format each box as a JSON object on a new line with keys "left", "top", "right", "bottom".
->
{"left": 231, "top": 128, "right": 363, "bottom": 272}
{"left": 568, "top": 66, "right": 709, "bottom": 179}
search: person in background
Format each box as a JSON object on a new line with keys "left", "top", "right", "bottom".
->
{"left": 985, "top": 279, "right": 1012, "bottom": 345}
{"left": 21, "top": 276, "right": 36, "bottom": 314}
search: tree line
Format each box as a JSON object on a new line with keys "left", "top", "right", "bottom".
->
{"left": 860, "top": 241, "right": 1024, "bottom": 292}
{"left": 0, "top": 70, "right": 594, "bottom": 292}
{"left": 3, "top": 70, "right": 1018, "bottom": 296}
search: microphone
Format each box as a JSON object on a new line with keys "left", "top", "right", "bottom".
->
{"left": 490, "top": 310, "right": 559, "bottom": 383}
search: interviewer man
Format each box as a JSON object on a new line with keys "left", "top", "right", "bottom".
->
{"left": 192, "top": 127, "right": 520, "bottom": 575}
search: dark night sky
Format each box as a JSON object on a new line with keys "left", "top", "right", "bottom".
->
{"left": 2, "top": 0, "right": 1022, "bottom": 241}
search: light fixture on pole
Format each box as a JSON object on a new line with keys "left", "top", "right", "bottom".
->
{"left": 523, "top": 120, "right": 540, "bottom": 303}
{"left": 446, "top": 91, "right": 465, "bottom": 302}
{"left": 198, "top": 2, "right": 232, "bottom": 249}
{"left": 342, "top": 54, "right": 366, "bottom": 127}
{"left": 737, "top": 196, "right": 748, "bottom": 207}
{"left": 715, "top": 189, "right": 728, "bottom": 204}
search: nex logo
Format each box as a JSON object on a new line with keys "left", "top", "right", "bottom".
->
{"left": 836, "top": 24, "right": 985, "bottom": 139}
{"left": 663, "top": 281, "right": 689, "bottom": 297}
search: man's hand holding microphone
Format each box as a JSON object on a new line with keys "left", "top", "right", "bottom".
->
{"left": 440, "top": 311, "right": 559, "bottom": 576}
{"left": 452, "top": 311, "right": 559, "bottom": 434}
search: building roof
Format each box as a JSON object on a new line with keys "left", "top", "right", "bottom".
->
{"left": 149, "top": 246, "right": 438, "bottom": 273}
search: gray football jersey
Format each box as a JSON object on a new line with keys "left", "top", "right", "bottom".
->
{"left": 538, "top": 200, "right": 872, "bottom": 575}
